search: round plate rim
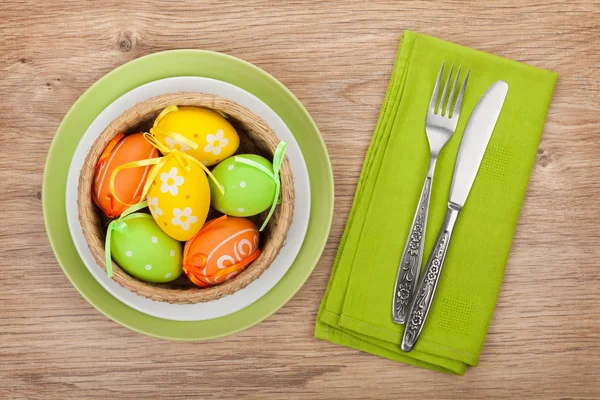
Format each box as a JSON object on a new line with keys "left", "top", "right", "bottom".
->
{"left": 65, "top": 76, "right": 311, "bottom": 321}
{"left": 42, "top": 49, "right": 334, "bottom": 341}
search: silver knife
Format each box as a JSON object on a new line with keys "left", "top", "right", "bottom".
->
{"left": 401, "top": 80, "right": 509, "bottom": 352}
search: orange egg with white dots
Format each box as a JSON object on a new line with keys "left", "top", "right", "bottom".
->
{"left": 183, "top": 216, "right": 260, "bottom": 287}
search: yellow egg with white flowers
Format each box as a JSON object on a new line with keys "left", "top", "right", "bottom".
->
{"left": 151, "top": 106, "right": 239, "bottom": 167}
{"left": 146, "top": 154, "right": 210, "bottom": 241}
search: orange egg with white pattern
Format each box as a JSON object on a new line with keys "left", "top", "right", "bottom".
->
{"left": 93, "top": 133, "right": 159, "bottom": 218}
{"left": 183, "top": 216, "right": 260, "bottom": 287}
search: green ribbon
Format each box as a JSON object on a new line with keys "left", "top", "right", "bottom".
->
{"left": 104, "top": 201, "right": 149, "bottom": 278}
{"left": 234, "top": 141, "right": 288, "bottom": 231}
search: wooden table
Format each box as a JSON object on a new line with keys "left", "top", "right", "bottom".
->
{"left": 1, "top": 1, "right": 599, "bottom": 398}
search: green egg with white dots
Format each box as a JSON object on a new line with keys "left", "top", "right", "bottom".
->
{"left": 209, "top": 154, "right": 276, "bottom": 217}
{"left": 110, "top": 213, "right": 183, "bottom": 283}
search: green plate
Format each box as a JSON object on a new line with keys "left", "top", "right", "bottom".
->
{"left": 43, "top": 50, "right": 334, "bottom": 340}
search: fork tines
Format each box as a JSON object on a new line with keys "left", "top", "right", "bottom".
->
{"left": 429, "top": 62, "right": 470, "bottom": 119}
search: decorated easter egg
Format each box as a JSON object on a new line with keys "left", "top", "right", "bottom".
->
{"left": 110, "top": 213, "right": 183, "bottom": 283}
{"left": 93, "top": 133, "right": 159, "bottom": 218}
{"left": 146, "top": 154, "right": 211, "bottom": 241}
{"left": 209, "top": 155, "right": 276, "bottom": 217}
{"left": 183, "top": 216, "right": 260, "bottom": 287}
{"left": 151, "top": 106, "right": 239, "bottom": 167}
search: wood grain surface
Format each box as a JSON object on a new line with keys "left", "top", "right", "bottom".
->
{"left": 1, "top": 0, "right": 599, "bottom": 398}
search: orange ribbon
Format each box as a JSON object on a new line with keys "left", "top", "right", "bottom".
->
{"left": 182, "top": 216, "right": 261, "bottom": 287}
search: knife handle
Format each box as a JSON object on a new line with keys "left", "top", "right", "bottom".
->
{"left": 401, "top": 205, "right": 460, "bottom": 352}
{"left": 392, "top": 168, "right": 434, "bottom": 324}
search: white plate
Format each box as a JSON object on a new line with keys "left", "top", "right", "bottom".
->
{"left": 66, "top": 77, "right": 310, "bottom": 321}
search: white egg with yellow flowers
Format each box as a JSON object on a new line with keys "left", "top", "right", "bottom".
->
{"left": 151, "top": 106, "right": 239, "bottom": 167}
{"left": 146, "top": 154, "right": 211, "bottom": 241}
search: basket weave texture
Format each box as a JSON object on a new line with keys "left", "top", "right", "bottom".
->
{"left": 78, "top": 92, "right": 295, "bottom": 304}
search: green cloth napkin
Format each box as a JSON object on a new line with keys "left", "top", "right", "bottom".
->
{"left": 315, "top": 31, "right": 558, "bottom": 375}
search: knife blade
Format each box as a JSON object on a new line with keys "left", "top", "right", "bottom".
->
{"left": 449, "top": 80, "right": 509, "bottom": 209}
{"left": 401, "top": 80, "right": 509, "bottom": 352}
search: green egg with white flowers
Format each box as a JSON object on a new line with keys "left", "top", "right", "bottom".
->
{"left": 110, "top": 213, "right": 183, "bottom": 283}
{"left": 209, "top": 154, "right": 276, "bottom": 217}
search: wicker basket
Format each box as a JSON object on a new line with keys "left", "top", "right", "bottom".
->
{"left": 78, "top": 93, "right": 294, "bottom": 304}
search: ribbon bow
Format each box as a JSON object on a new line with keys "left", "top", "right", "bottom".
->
{"left": 149, "top": 105, "right": 199, "bottom": 152}
{"left": 149, "top": 105, "right": 225, "bottom": 152}
{"left": 104, "top": 201, "right": 149, "bottom": 278}
{"left": 234, "top": 141, "right": 288, "bottom": 231}
{"left": 109, "top": 132, "right": 223, "bottom": 208}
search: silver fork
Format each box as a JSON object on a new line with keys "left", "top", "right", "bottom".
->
{"left": 392, "top": 62, "right": 469, "bottom": 324}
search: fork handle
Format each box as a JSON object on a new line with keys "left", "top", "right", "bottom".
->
{"left": 401, "top": 205, "right": 460, "bottom": 352}
{"left": 392, "top": 159, "right": 436, "bottom": 324}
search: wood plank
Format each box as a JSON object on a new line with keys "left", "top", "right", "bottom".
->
{"left": 0, "top": 0, "right": 599, "bottom": 398}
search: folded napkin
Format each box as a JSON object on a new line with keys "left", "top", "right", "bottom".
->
{"left": 315, "top": 31, "right": 558, "bottom": 375}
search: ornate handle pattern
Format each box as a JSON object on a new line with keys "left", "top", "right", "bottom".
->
{"left": 401, "top": 206, "right": 460, "bottom": 352}
{"left": 392, "top": 174, "right": 433, "bottom": 324}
